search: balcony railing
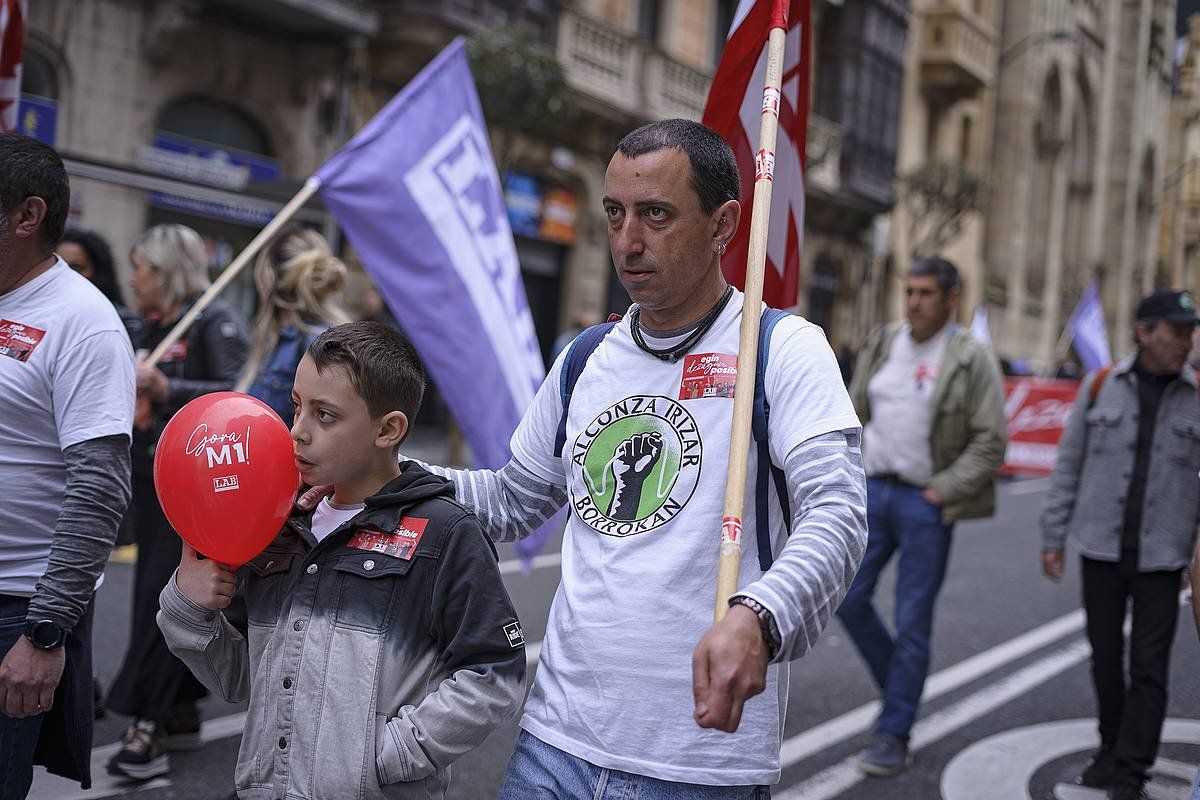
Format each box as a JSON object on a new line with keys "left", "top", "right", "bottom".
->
{"left": 919, "top": 2, "right": 998, "bottom": 102}
{"left": 557, "top": 8, "right": 710, "bottom": 120}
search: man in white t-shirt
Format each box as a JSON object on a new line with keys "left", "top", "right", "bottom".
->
{"left": 0, "top": 134, "right": 136, "bottom": 796}
{"left": 841, "top": 257, "right": 1006, "bottom": 776}
{"left": 361, "top": 119, "right": 868, "bottom": 795}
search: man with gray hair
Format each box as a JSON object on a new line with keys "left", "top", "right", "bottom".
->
{"left": 0, "top": 133, "right": 135, "bottom": 796}
{"left": 840, "top": 256, "right": 1007, "bottom": 776}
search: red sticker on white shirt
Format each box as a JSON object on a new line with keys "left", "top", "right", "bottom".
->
{"left": 679, "top": 353, "right": 738, "bottom": 400}
{"left": 914, "top": 362, "right": 938, "bottom": 390}
{"left": 0, "top": 319, "right": 46, "bottom": 363}
{"left": 347, "top": 516, "right": 428, "bottom": 561}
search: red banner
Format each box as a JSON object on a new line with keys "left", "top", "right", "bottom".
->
{"left": 1001, "top": 377, "right": 1080, "bottom": 476}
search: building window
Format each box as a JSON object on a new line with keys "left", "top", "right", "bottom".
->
{"left": 157, "top": 98, "right": 272, "bottom": 156}
{"left": 20, "top": 48, "right": 58, "bottom": 99}
{"left": 637, "top": 0, "right": 662, "bottom": 44}
{"left": 714, "top": 0, "right": 736, "bottom": 64}
{"left": 960, "top": 115, "right": 973, "bottom": 165}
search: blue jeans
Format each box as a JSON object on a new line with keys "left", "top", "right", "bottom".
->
{"left": 498, "top": 732, "right": 772, "bottom": 799}
{"left": 836, "top": 477, "right": 953, "bottom": 739}
{"left": 0, "top": 596, "right": 43, "bottom": 800}
{"left": 1191, "top": 765, "right": 1200, "bottom": 800}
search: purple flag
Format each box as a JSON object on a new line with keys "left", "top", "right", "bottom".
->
{"left": 1067, "top": 280, "right": 1112, "bottom": 372}
{"left": 315, "top": 39, "right": 556, "bottom": 565}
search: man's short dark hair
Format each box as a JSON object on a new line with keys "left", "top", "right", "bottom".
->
{"left": 309, "top": 322, "right": 425, "bottom": 438}
{"left": 616, "top": 119, "right": 740, "bottom": 215}
{"left": 0, "top": 133, "right": 70, "bottom": 246}
{"left": 908, "top": 256, "right": 962, "bottom": 294}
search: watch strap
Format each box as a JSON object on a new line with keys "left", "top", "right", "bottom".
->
{"left": 729, "top": 595, "right": 781, "bottom": 660}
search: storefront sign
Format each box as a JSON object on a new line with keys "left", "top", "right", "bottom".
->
{"left": 1001, "top": 377, "right": 1079, "bottom": 476}
{"left": 504, "top": 172, "right": 577, "bottom": 245}
{"left": 16, "top": 94, "right": 56, "bottom": 145}
{"left": 143, "top": 132, "right": 282, "bottom": 227}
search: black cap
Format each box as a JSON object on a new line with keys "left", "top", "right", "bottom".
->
{"left": 1135, "top": 290, "right": 1200, "bottom": 324}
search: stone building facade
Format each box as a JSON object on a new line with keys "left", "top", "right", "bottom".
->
{"left": 989, "top": 0, "right": 1176, "bottom": 369}
{"left": 18, "top": 0, "right": 908, "bottom": 359}
{"left": 19, "top": 0, "right": 366, "bottom": 318}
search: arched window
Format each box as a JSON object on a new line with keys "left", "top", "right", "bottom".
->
{"left": 20, "top": 48, "right": 58, "bottom": 99}
{"left": 157, "top": 98, "right": 272, "bottom": 156}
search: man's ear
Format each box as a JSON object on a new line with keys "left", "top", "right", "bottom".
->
{"left": 13, "top": 197, "right": 48, "bottom": 241}
{"left": 712, "top": 199, "right": 741, "bottom": 251}
{"left": 377, "top": 411, "right": 410, "bottom": 450}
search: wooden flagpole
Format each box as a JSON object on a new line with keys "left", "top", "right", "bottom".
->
{"left": 714, "top": 7, "right": 790, "bottom": 623}
{"left": 144, "top": 176, "right": 323, "bottom": 368}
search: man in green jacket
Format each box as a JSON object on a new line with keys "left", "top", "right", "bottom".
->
{"left": 838, "top": 256, "right": 1006, "bottom": 776}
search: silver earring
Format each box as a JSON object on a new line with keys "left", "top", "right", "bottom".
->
{"left": 717, "top": 242, "right": 727, "bottom": 256}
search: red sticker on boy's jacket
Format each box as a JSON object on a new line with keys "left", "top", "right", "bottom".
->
{"left": 347, "top": 517, "right": 428, "bottom": 560}
{"left": 679, "top": 353, "right": 738, "bottom": 400}
{"left": 0, "top": 319, "right": 46, "bottom": 363}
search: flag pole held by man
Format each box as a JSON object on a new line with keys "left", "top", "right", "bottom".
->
{"left": 298, "top": 1, "right": 867, "bottom": 791}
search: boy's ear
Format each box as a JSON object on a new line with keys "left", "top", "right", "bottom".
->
{"left": 376, "top": 411, "right": 409, "bottom": 450}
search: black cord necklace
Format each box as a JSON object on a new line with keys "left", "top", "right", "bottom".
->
{"left": 630, "top": 286, "right": 735, "bottom": 362}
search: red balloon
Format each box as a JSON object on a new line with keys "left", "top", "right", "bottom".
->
{"left": 154, "top": 392, "right": 298, "bottom": 566}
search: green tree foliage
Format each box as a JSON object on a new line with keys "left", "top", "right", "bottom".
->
{"left": 898, "top": 161, "right": 988, "bottom": 258}
{"left": 467, "top": 29, "right": 578, "bottom": 172}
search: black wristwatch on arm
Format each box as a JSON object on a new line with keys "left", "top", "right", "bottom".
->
{"left": 24, "top": 619, "right": 66, "bottom": 650}
{"left": 729, "top": 595, "right": 781, "bottom": 660}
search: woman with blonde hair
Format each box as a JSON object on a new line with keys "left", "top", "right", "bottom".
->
{"left": 106, "top": 223, "right": 249, "bottom": 781}
{"left": 237, "top": 225, "right": 352, "bottom": 420}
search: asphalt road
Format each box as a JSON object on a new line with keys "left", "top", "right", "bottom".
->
{"left": 28, "top": 476, "right": 1200, "bottom": 800}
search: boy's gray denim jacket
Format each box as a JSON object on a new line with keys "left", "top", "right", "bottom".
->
{"left": 157, "top": 465, "right": 527, "bottom": 799}
{"left": 1041, "top": 356, "right": 1200, "bottom": 570}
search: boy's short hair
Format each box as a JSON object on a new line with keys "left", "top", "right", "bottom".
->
{"left": 309, "top": 322, "right": 425, "bottom": 433}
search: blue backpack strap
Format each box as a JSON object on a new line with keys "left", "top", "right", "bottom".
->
{"left": 754, "top": 308, "right": 792, "bottom": 572}
{"left": 554, "top": 322, "right": 618, "bottom": 458}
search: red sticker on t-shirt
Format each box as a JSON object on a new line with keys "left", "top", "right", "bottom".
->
{"left": 679, "top": 353, "right": 738, "bottom": 400}
{"left": 0, "top": 320, "right": 46, "bottom": 363}
{"left": 347, "top": 516, "right": 428, "bottom": 560}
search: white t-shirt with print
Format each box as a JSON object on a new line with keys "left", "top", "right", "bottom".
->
{"left": 0, "top": 259, "right": 135, "bottom": 596}
{"left": 862, "top": 323, "right": 950, "bottom": 486}
{"left": 509, "top": 289, "right": 861, "bottom": 785}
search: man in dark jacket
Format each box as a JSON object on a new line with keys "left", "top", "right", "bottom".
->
{"left": 1042, "top": 290, "right": 1200, "bottom": 800}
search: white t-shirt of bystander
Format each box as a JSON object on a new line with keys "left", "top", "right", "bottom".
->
{"left": 862, "top": 322, "right": 952, "bottom": 486}
{"left": 0, "top": 258, "right": 135, "bottom": 597}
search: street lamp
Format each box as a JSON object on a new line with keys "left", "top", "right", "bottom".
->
{"left": 998, "top": 29, "right": 1078, "bottom": 69}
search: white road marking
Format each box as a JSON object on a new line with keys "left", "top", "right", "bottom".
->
{"left": 779, "top": 608, "right": 1085, "bottom": 766}
{"left": 498, "top": 551, "right": 561, "bottom": 576}
{"left": 777, "top": 639, "right": 1094, "bottom": 800}
{"left": 940, "top": 718, "right": 1200, "bottom": 800}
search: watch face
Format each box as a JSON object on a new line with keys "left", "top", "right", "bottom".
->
{"left": 29, "top": 621, "right": 62, "bottom": 648}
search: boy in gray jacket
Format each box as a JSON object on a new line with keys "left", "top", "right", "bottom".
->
{"left": 157, "top": 322, "right": 526, "bottom": 799}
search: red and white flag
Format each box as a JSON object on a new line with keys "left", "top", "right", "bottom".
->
{"left": 0, "top": 0, "right": 27, "bottom": 133}
{"left": 702, "top": 0, "right": 811, "bottom": 310}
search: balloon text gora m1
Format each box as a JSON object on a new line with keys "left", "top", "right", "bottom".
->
{"left": 154, "top": 392, "right": 297, "bottom": 566}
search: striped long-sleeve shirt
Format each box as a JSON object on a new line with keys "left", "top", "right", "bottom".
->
{"left": 426, "top": 428, "right": 866, "bottom": 663}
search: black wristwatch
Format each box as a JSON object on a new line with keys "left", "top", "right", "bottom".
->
{"left": 729, "top": 596, "right": 781, "bottom": 660}
{"left": 24, "top": 619, "right": 66, "bottom": 650}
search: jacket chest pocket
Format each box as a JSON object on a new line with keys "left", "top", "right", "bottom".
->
{"left": 1168, "top": 419, "right": 1200, "bottom": 464}
{"left": 330, "top": 555, "right": 410, "bottom": 633}
{"left": 1084, "top": 408, "right": 1123, "bottom": 454}
{"left": 243, "top": 552, "right": 298, "bottom": 627}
